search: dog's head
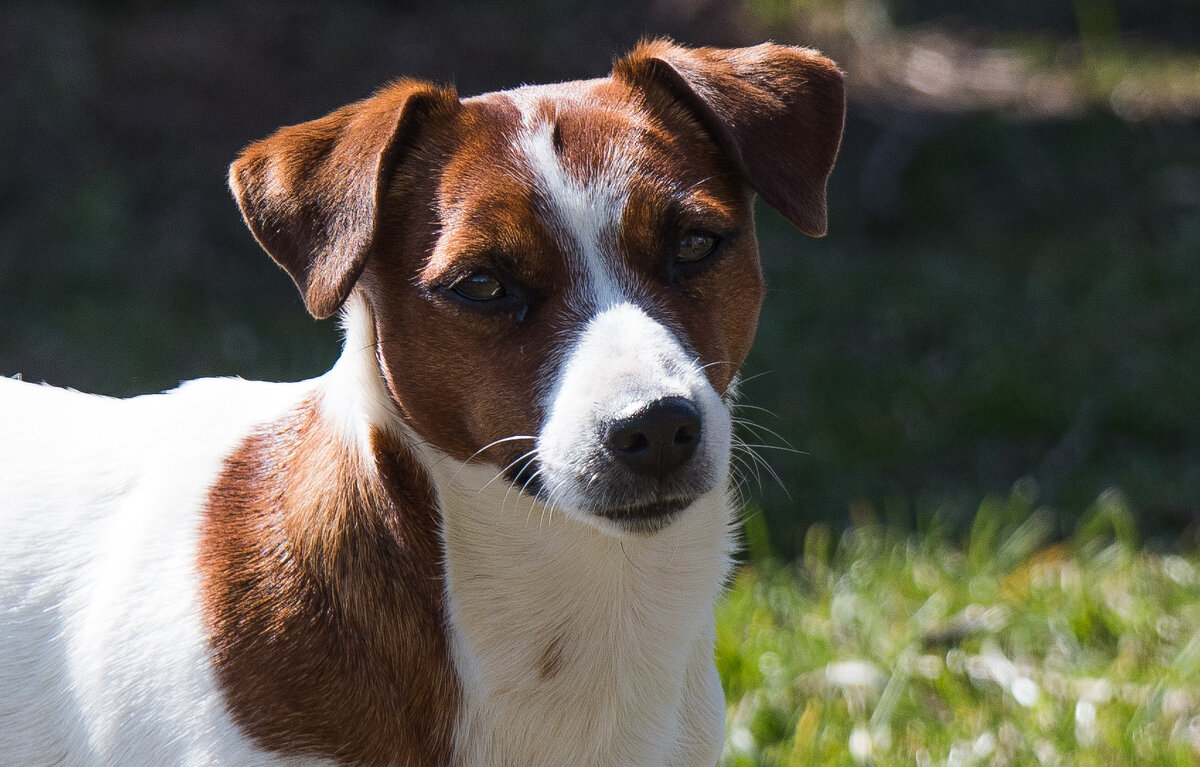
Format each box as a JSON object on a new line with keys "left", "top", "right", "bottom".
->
{"left": 230, "top": 40, "right": 844, "bottom": 535}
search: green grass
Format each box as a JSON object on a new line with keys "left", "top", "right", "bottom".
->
{"left": 717, "top": 489, "right": 1200, "bottom": 765}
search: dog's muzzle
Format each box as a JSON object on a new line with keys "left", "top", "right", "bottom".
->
{"left": 513, "top": 303, "right": 731, "bottom": 535}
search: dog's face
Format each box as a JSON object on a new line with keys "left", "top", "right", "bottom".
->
{"left": 364, "top": 81, "right": 765, "bottom": 534}
{"left": 230, "top": 41, "right": 844, "bottom": 535}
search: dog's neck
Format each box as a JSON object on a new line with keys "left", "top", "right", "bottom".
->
{"left": 329, "top": 297, "right": 736, "bottom": 764}
{"left": 314, "top": 291, "right": 409, "bottom": 454}
{"left": 428, "top": 454, "right": 734, "bottom": 764}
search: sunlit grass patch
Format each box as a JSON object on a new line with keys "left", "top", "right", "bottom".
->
{"left": 717, "top": 488, "right": 1200, "bottom": 765}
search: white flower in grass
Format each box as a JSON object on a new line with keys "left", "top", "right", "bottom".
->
{"left": 826, "top": 659, "right": 886, "bottom": 691}
{"left": 1075, "top": 699, "right": 1098, "bottom": 746}
{"left": 1034, "top": 739, "right": 1060, "bottom": 765}
{"left": 972, "top": 731, "right": 996, "bottom": 759}
{"left": 1162, "top": 687, "right": 1193, "bottom": 717}
{"left": 1161, "top": 555, "right": 1195, "bottom": 586}
{"left": 848, "top": 725, "right": 872, "bottom": 763}
{"left": 729, "top": 726, "right": 755, "bottom": 754}
{"left": 1075, "top": 677, "right": 1112, "bottom": 703}
{"left": 1011, "top": 676, "right": 1040, "bottom": 707}
{"left": 914, "top": 653, "right": 943, "bottom": 679}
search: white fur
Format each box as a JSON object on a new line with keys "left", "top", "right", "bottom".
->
{"left": 0, "top": 375, "right": 328, "bottom": 767}
{"left": 317, "top": 291, "right": 405, "bottom": 453}
{"left": 509, "top": 88, "right": 636, "bottom": 311}
{"left": 433, "top": 461, "right": 732, "bottom": 767}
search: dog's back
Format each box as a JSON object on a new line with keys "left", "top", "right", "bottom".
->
{"left": 0, "top": 375, "right": 320, "bottom": 766}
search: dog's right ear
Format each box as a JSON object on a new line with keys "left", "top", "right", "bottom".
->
{"left": 230, "top": 80, "right": 460, "bottom": 319}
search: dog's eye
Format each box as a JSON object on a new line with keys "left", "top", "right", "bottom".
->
{"left": 676, "top": 231, "right": 719, "bottom": 263}
{"left": 452, "top": 273, "right": 506, "bottom": 301}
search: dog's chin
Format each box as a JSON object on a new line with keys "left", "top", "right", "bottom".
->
{"left": 587, "top": 497, "right": 696, "bottom": 536}
{"left": 500, "top": 457, "right": 706, "bottom": 536}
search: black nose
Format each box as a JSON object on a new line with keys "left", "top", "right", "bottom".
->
{"left": 604, "top": 396, "right": 702, "bottom": 480}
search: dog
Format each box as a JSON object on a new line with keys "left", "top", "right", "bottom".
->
{"left": 0, "top": 40, "right": 843, "bottom": 766}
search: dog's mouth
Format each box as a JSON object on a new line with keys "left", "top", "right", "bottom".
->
{"left": 589, "top": 497, "right": 695, "bottom": 535}
{"left": 502, "top": 454, "right": 700, "bottom": 534}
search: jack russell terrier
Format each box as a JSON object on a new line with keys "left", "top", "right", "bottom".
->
{"left": 0, "top": 40, "right": 843, "bottom": 766}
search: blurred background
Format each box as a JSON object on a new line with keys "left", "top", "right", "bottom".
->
{"left": 2, "top": 0, "right": 1197, "bottom": 557}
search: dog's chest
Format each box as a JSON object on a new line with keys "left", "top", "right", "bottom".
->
{"left": 431, "top": 461, "right": 733, "bottom": 766}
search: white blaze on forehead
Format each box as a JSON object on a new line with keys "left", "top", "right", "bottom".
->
{"left": 508, "top": 92, "right": 638, "bottom": 310}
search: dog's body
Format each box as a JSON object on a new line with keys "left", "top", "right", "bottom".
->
{"left": 0, "top": 41, "right": 843, "bottom": 766}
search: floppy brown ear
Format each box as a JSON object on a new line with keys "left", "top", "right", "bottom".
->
{"left": 230, "top": 80, "right": 460, "bottom": 319}
{"left": 614, "top": 40, "right": 845, "bottom": 237}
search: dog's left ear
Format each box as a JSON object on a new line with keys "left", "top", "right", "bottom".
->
{"left": 230, "top": 80, "right": 460, "bottom": 319}
{"left": 614, "top": 40, "right": 845, "bottom": 237}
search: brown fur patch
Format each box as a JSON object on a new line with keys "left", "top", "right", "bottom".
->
{"left": 199, "top": 397, "right": 458, "bottom": 765}
{"left": 362, "top": 96, "right": 574, "bottom": 472}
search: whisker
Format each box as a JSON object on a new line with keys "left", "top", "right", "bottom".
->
{"left": 479, "top": 448, "right": 540, "bottom": 497}
{"left": 696, "top": 359, "right": 733, "bottom": 374}
{"left": 534, "top": 480, "right": 557, "bottom": 530}
{"left": 728, "top": 472, "right": 750, "bottom": 509}
{"left": 732, "top": 418, "right": 798, "bottom": 452}
{"left": 497, "top": 450, "right": 542, "bottom": 511}
{"left": 729, "top": 451, "right": 768, "bottom": 499}
{"left": 678, "top": 175, "right": 715, "bottom": 196}
{"left": 729, "top": 453, "right": 762, "bottom": 493}
{"left": 736, "top": 441, "right": 803, "bottom": 456}
{"left": 731, "top": 436, "right": 791, "bottom": 498}
{"left": 467, "top": 434, "right": 537, "bottom": 462}
{"left": 451, "top": 436, "right": 537, "bottom": 485}
{"left": 733, "top": 402, "right": 782, "bottom": 419}
{"left": 618, "top": 539, "right": 637, "bottom": 568}
{"left": 733, "top": 369, "right": 774, "bottom": 386}
{"left": 519, "top": 468, "right": 548, "bottom": 527}
{"left": 504, "top": 465, "right": 533, "bottom": 510}
{"left": 750, "top": 451, "right": 791, "bottom": 499}
{"left": 539, "top": 475, "right": 575, "bottom": 530}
